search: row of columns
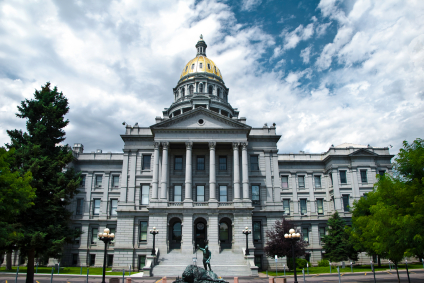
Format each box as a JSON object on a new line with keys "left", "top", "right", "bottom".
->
{"left": 151, "top": 141, "right": 250, "bottom": 202}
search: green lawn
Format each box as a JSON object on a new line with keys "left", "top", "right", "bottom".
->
{"left": 0, "top": 266, "right": 135, "bottom": 276}
{"left": 263, "top": 263, "right": 424, "bottom": 276}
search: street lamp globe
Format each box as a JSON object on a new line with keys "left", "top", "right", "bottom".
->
{"left": 289, "top": 228, "right": 295, "bottom": 234}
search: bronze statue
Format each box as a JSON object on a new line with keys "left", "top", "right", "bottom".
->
{"left": 197, "top": 240, "right": 212, "bottom": 271}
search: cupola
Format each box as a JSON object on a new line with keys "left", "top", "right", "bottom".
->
{"left": 196, "top": 34, "right": 207, "bottom": 56}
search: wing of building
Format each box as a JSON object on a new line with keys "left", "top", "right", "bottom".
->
{"left": 64, "top": 36, "right": 393, "bottom": 276}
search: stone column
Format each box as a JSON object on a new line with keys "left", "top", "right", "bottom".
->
{"left": 331, "top": 169, "right": 342, "bottom": 211}
{"left": 241, "top": 142, "right": 250, "bottom": 201}
{"left": 264, "top": 151, "right": 273, "bottom": 202}
{"left": 184, "top": 142, "right": 193, "bottom": 204}
{"left": 160, "top": 142, "right": 169, "bottom": 200}
{"left": 209, "top": 142, "right": 217, "bottom": 203}
{"left": 351, "top": 168, "right": 360, "bottom": 199}
{"left": 308, "top": 173, "right": 315, "bottom": 213}
{"left": 151, "top": 142, "right": 160, "bottom": 200}
{"left": 233, "top": 143, "right": 241, "bottom": 201}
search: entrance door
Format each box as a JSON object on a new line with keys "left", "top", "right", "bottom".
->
{"left": 219, "top": 219, "right": 232, "bottom": 249}
{"left": 170, "top": 221, "right": 182, "bottom": 249}
{"left": 195, "top": 221, "right": 207, "bottom": 248}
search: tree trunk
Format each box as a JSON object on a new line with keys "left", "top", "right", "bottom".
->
{"left": 25, "top": 249, "right": 35, "bottom": 283}
{"left": 6, "top": 252, "right": 12, "bottom": 270}
{"left": 377, "top": 255, "right": 381, "bottom": 267}
{"left": 395, "top": 262, "right": 400, "bottom": 283}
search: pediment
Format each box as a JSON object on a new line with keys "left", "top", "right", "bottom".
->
{"left": 151, "top": 107, "right": 251, "bottom": 131}
{"left": 349, "top": 148, "right": 378, "bottom": 157}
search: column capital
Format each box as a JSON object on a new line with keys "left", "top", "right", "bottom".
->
{"left": 161, "top": 142, "right": 169, "bottom": 149}
{"left": 209, "top": 142, "right": 216, "bottom": 149}
{"left": 241, "top": 142, "right": 248, "bottom": 149}
{"left": 153, "top": 142, "right": 160, "bottom": 149}
{"left": 232, "top": 142, "right": 240, "bottom": 150}
{"left": 185, "top": 142, "right": 193, "bottom": 149}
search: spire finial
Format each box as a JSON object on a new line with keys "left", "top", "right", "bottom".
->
{"left": 200, "top": 34, "right": 203, "bottom": 40}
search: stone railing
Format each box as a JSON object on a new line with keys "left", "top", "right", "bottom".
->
{"left": 194, "top": 202, "right": 208, "bottom": 207}
{"left": 168, "top": 202, "right": 183, "bottom": 207}
{"left": 218, "top": 202, "right": 233, "bottom": 207}
{"left": 143, "top": 248, "right": 159, "bottom": 277}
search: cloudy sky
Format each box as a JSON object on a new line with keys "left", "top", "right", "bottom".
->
{"left": 1, "top": 0, "right": 423, "bottom": 154}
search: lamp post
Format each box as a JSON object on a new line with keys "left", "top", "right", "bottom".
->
{"left": 98, "top": 228, "right": 115, "bottom": 283}
{"left": 284, "top": 228, "right": 301, "bottom": 283}
{"left": 242, "top": 227, "right": 251, "bottom": 255}
{"left": 150, "top": 227, "right": 159, "bottom": 255}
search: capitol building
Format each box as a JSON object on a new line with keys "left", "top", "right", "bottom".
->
{"left": 63, "top": 36, "right": 393, "bottom": 276}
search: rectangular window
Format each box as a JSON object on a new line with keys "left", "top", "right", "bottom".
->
{"left": 112, "top": 176, "right": 120, "bottom": 187}
{"left": 139, "top": 221, "right": 148, "bottom": 241}
{"left": 254, "top": 256, "right": 262, "bottom": 271}
{"left": 300, "top": 199, "right": 307, "bottom": 215}
{"left": 329, "top": 174, "right": 333, "bottom": 186}
{"left": 142, "top": 155, "right": 151, "bottom": 170}
{"left": 139, "top": 255, "right": 146, "bottom": 270}
{"left": 76, "top": 198, "right": 83, "bottom": 215}
{"left": 89, "top": 254, "right": 95, "bottom": 266}
{"left": 110, "top": 199, "right": 118, "bottom": 216}
{"left": 107, "top": 255, "right": 113, "bottom": 267}
{"left": 360, "top": 170, "right": 368, "bottom": 183}
{"left": 219, "top": 156, "right": 227, "bottom": 170}
{"left": 252, "top": 185, "right": 260, "bottom": 204}
{"left": 91, "top": 227, "right": 98, "bottom": 244}
{"left": 196, "top": 185, "right": 205, "bottom": 202}
{"left": 199, "top": 63, "right": 203, "bottom": 68}
{"left": 314, "top": 176, "right": 321, "bottom": 188}
{"left": 343, "top": 195, "right": 350, "bottom": 212}
{"left": 175, "top": 156, "right": 183, "bottom": 170}
{"left": 219, "top": 186, "right": 227, "bottom": 202}
{"left": 80, "top": 175, "right": 86, "bottom": 187}
{"left": 253, "top": 221, "right": 261, "bottom": 242}
{"left": 317, "top": 199, "right": 324, "bottom": 215}
{"left": 95, "top": 175, "right": 102, "bottom": 187}
{"left": 319, "top": 227, "right": 325, "bottom": 243}
{"left": 174, "top": 185, "right": 182, "bottom": 202}
{"left": 302, "top": 227, "right": 309, "bottom": 243}
{"left": 283, "top": 199, "right": 290, "bottom": 215}
{"left": 197, "top": 156, "right": 205, "bottom": 170}
{"left": 340, "top": 171, "right": 347, "bottom": 184}
{"left": 72, "top": 254, "right": 78, "bottom": 266}
{"left": 74, "top": 227, "right": 81, "bottom": 244}
{"left": 298, "top": 176, "right": 305, "bottom": 188}
{"left": 93, "top": 199, "right": 101, "bottom": 215}
{"left": 379, "top": 170, "right": 385, "bottom": 176}
{"left": 250, "top": 156, "right": 259, "bottom": 171}
{"left": 281, "top": 176, "right": 289, "bottom": 188}
{"left": 141, "top": 185, "right": 149, "bottom": 205}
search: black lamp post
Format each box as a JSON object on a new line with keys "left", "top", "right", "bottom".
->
{"left": 284, "top": 229, "right": 301, "bottom": 283}
{"left": 242, "top": 227, "right": 251, "bottom": 255}
{"left": 98, "top": 228, "right": 115, "bottom": 283}
{"left": 150, "top": 227, "right": 159, "bottom": 255}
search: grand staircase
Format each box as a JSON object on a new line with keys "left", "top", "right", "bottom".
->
{"left": 152, "top": 249, "right": 251, "bottom": 277}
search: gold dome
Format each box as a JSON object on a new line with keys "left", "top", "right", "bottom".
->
{"left": 179, "top": 55, "right": 223, "bottom": 80}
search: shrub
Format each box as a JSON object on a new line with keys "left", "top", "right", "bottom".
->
{"left": 318, "top": 259, "right": 329, "bottom": 267}
{"left": 287, "top": 258, "right": 311, "bottom": 270}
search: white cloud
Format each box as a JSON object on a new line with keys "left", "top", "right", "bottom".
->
{"left": 282, "top": 23, "right": 314, "bottom": 50}
{"left": 241, "top": 0, "right": 262, "bottom": 11}
{"left": 300, "top": 46, "right": 312, "bottom": 64}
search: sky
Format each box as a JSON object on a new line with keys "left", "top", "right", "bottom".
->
{"left": 1, "top": 0, "right": 423, "bottom": 155}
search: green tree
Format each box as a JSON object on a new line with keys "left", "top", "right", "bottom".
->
{"left": 321, "top": 211, "right": 358, "bottom": 262}
{"left": 6, "top": 83, "right": 80, "bottom": 283}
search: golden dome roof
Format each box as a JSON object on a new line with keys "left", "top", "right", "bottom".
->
{"left": 179, "top": 55, "right": 223, "bottom": 80}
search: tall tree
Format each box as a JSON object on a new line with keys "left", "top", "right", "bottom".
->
{"left": 321, "top": 211, "right": 358, "bottom": 262}
{"left": 264, "top": 217, "right": 308, "bottom": 269}
{"left": 7, "top": 83, "right": 80, "bottom": 283}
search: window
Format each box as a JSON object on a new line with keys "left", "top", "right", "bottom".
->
{"left": 95, "top": 175, "right": 102, "bottom": 187}
{"left": 191, "top": 64, "right": 195, "bottom": 70}
{"left": 185, "top": 66, "right": 188, "bottom": 72}
{"left": 300, "top": 199, "right": 307, "bottom": 215}
{"left": 219, "top": 186, "right": 227, "bottom": 202}
{"left": 72, "top": 254, "right": 78, "bottom": 266}
{"left": 199, "top": 84, "right": 203, "bottom": 93}
{"left": 219, "top": 156, "right": 227, "bottom": 170}
{"left": 93, "top": 199, "right": 101, "bottom": 215}
{"left": 196, "top": 186, "right": 205, "bottom": 202}
{"left": 182, "top": 88, "right": 185, "bottom": 96}
{"left": 298, "top": 176, "right": 305, "bottom": 188}
{"left": 112, "top": 176, "right": 119, "bottom": 187}
{"left": 343, "top": 195, "right": 350, "bottom": 212}
{"left": 317, "top": 199, "right": 324, "bottom": 215}
{"left": 141, "top": 185, "right": 149, "bottom": 205}
{"left": 360, "top": 170, "right": 368, "bottom": 183}
{"left": 91, "top": 227, "right": 98, "bottom": 244}
{"left": 319, "top": 227, "right": 325, "bottom": 243}
{"left": 107, "top": 255, "right": 113, "bottom": 267}
{"left": 110, "top": 199, "right": 118, "bottom": 216}
{"left": 253, "top": 221, "right": 261, "bottom": 242}
{"left": 302, "top": 227, "right": 309, "bottom": 243}
{"left": 329, "top": 174, "right": 333, "bottom": 186}
{"left": 379, "top": 170, "right": 385, "bottom": 176}
{"left": 174, "top": 185, "right": 182, "bottom": 202}
{"left": 189, "top": 85, "right": 194, "bottom": 95}
{"left": 283, "top": 199, "right": 290, "bottom": 215}
{"left": 175, "top": 156, "right": 183, "bottom": 170}
{"left": 142, "top": 155, "right": 151, "bottom": 170}
{"left": 340, "top": 170, "right": 347, "bottom": 184}
{"left": 252, "top": 185, "right": 260, "bottom": 204}
{"left": 80, "top": 175, "right": 86, "bottom": 187}
{"left": 74, "top": 227, "right": 81, "bottom": 244}
{"left": 208, "top": 85, "right": 213, "bottom": 94}
{"left": 138, "top": 255, "right": 146, "bottom": 270}
{"left": 76, "top": 198, "right": 83, "bottom": 215}
{"left": 255, "top": 255, "right": 262, "bottom": 271}
{"left": 208, "top": 63, "right": 211, "bottom": 70}
{"left": 314, "top": 176, "right": 321, "bottom": 188}
{"left": 214, "top": 66, "right": 217, "bottom": 72}
{"left": 199, "top": 63, "right": 203, "bottom": 69}
{"left": 197, "top": 156, "right": 205, "bottom": 170}
{"left": 139, "top": 221, "right": 148, "bottom": 241}
{"left": 89, "top": 254, "right": 95, "bottom": 266}
{"left": 281, "top": 176, "right": 289, "bottom": 188}
{"left": 250, "top": 155, "right": 259, "bottom": 171}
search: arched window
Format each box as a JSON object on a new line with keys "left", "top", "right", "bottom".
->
{"left": 208, "top": 85, "right": 213, "bottom": 94}
{"left": 189, "top": 85, "right": 194, "bottom": 95}
{"left": 208, "top": 64, "right": 211, "bottom": 70}
{"left": 181, "top": 88, "right": 185, "bottom": 97}
{"left": 199, "top": 63, "right": 203, "bottom": 69}
{"left": 199, "top": 84, "right": 203, "bottom": 93}
{"left": 191, "top": 64, "right": 195, "bottom": 70}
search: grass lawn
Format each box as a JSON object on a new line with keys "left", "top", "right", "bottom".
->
{"left": 0, "top": 266, "right": 135, "bottom": 276}
{"left": 263, "top": 263, "right": 424, "bottom": 276}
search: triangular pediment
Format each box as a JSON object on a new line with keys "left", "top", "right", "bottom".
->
{"left": 349, "top": 148, "right": 378, "bottom": 157}
{"left": 151, "top": 107, "right": 251, "bottom": 130}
